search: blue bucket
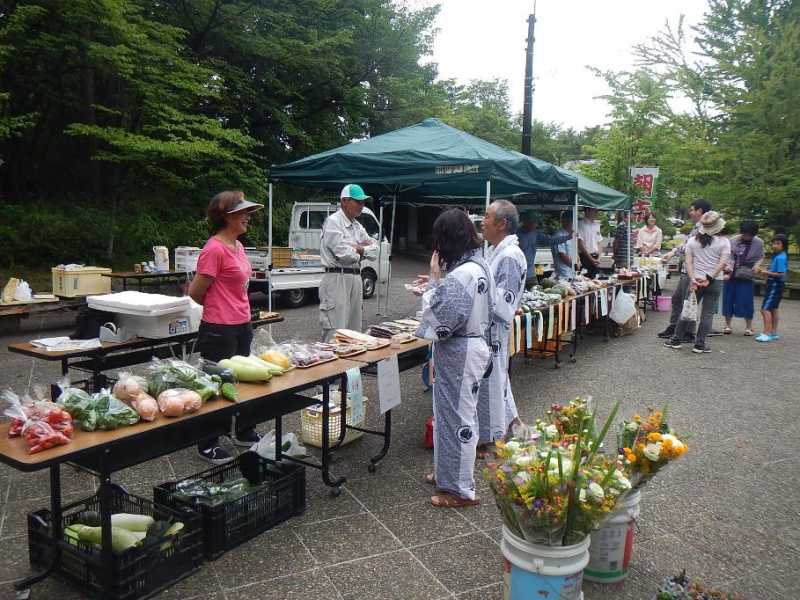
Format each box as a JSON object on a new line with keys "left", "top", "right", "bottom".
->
{"left": 501, "top": 527, "right": 590, "bottom": 600}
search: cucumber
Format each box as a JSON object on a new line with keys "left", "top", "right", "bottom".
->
{"left": 201, "top": 360, "right": 238, "bottom": 383}
{"left": 221, "top": 383, "right": 239, "bottom": 402}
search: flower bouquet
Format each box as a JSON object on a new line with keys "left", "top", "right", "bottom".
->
{"left": 484, "top": 401, "right": 631, "bottom": 546}
{"left": 618, "top": 407, "right": 688, "bottom": 489}
{"left": 655, "top": 570, "right": 744, "bottom": 599}
{"left": 537, "top": 396, "right": 596, "bottom": 440}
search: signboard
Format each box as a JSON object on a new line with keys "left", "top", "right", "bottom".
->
{"left": 630, "top": 167, "right": 659, "bottom": 226}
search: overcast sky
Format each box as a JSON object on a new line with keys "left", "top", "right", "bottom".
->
{"left": 418, "top": 0, "right": 709, "bottom": 131}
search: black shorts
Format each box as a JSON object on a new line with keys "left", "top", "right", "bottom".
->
{"left": 197, "top": 321, "right": 253, "bottom": 362}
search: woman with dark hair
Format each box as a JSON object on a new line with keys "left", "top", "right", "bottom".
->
{"left": 665, "top": 211, "right": 731, "bottom": 354}
{"left": 189, "top": 190, "right": 263, "bottom": 464}
{"left": 415, "top": 209, "right": 495, "bottom": 508}
{"left": 722, "top": 220, "right": 764, "bottom": 335}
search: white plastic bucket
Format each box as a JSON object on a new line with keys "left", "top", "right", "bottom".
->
{"left": 153, "top": 246, "right": 169, "bottom": 272}
{"left": 584, "top": 490, "right": 641, "bottom": 583}
{"left": 501, "top": 526, "right": 590, "bottom": 600}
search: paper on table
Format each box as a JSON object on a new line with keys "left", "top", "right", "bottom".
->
{"left": 377, "top": 353, "right": 401, "bottom": 414}
{"left": 525, "top": 313, "right": 533, "bottom": 348}
{"left": 347, "top": 367, "right": 364, "bottom": 425}
{"left": 571, "top": 299, "right": 577, "bottom": 331}
{"left": 600, "top": 289, "right": 609, "bottom": 316}
{"left": 30, "top": 337, "right": 102, "bottom": 351}
{"left": 547, "top": 305, "right": 554, "bottom": 339}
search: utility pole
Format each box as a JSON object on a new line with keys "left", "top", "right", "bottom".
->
{"left": 521, "top": 2, "right": 536, "bottom": 156}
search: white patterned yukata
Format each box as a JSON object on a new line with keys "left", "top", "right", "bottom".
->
{"left": 416, "top": 250, "right": 494, "bottom": 500}
{"left": 478, "top": 234, "right": 526, "bottom": 444}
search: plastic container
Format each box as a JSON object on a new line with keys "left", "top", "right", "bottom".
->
{"left": 153, "top": 454, "right": 305, "bottom": 561}
{"left": 153, "top": 246, "right": 169, "bottom": 272}
{"left": 501, "top": 526, "right": 589, "bottom": 600}
{"left": 52, "top": 267, "right": 112, "bottom": 298}
{"left": 301, "top": 391, "right": 367, "bottom": 448}
{"left": 27, "top": 487, "right": 203, "bottom": 600}
{"left": 174, "top": 246, "right": 201, "bottom": 273}
{"left": 656, "top": 295, "right": 672, "bottom": 312}
{"left": 584, "top": 490, "right": 641, "bottom": 583}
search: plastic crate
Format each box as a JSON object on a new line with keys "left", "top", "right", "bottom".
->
{"left": 27, "top": 487, "right": 203, "bottom": 600}
{"left": 153, "top": 454, "right": 305, "bottom": 561}
{"left": 174, "top": 246, "right": 201, "bottom": 273}
{"left": 301, "top": 391, "right": 367, "bottom": 448}
{"left": 52, "top": 267, "right": 112, "bottom": 298}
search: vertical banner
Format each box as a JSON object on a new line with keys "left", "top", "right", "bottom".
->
{"left": 630, "top": 166, "right": 660, "bottom": 227}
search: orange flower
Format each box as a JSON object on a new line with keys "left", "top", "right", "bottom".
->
{"left": 626, "top": 453, "right": 636, "bottom": 463}
{"left": 647, "top": 432, "right": 662, "bottom": 443}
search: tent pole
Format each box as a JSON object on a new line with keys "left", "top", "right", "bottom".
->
{"left": 484, "top": 180, "right": 491, "bottom": 252}
{"left": 384, "top": 195, "right": 397, "bottom": 315}
{"left": 268, "top": 182, "right": 273, "bottom": 332}
{"left": 572, "top": 195, "right": 579, "bottom": 278}
{"left": 627, "top": 210, "right": 632, "bottom": 270}
{"left": 376, "top": 201, "right": 385, "bottom": 316}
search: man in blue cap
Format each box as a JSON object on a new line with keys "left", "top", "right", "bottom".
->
{"left": 319, "top": 184, "right": 377, "bottom": 341}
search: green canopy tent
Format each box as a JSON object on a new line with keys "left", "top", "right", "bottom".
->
{"left": 267, "top": 118, "right": 630, "bottom": 311}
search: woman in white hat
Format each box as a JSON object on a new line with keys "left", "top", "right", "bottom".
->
{"left": 664, "top": 211, "right": 731, "bottom": 354}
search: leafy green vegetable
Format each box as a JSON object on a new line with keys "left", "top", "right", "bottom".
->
{"left": 147, "top": 359, "right": 220, "bottom": 401}
{"left": 94, "top": 391, "right": 140, "bottom": 430}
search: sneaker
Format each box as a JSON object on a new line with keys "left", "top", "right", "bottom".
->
{"left": 692, "top": 344, "right": 711, "bottom": 354}
{"left": 199, "top": 446, "right": 234, "bottom": 465}
{"left": 663, "top": 340, "right": 682, "bottom": 349}
{"left": 657, "top": 326, "right": 675, "bottom": 339}
{"left": 707, "top": 329, "right": 723, "bottom": 337}
{"left": 755, "top": 334, "right": 772, "bottom": 343}
{"left": 232, "top": 429, "right": 262, "bottom": 447}
{"left": 770, "top": 333, "right": 781, "bottom": 341}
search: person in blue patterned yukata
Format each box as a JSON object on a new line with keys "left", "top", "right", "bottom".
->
{"left": 415, "top": 209, "right": 494, "bottom": 508}
{"left": 477, "top": 200, "right": 527, "bottom": 452}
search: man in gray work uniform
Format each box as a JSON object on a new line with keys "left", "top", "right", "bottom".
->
{"left": 319, "top": 184, "right": 377, "bottom": 342}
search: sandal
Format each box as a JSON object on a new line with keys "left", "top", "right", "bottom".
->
{"left": 424, "top": 473, "right": 436, "bottom": 485}
{"left": 722, "top": 327, "right": 732, "bottom": 335}
{"left": 431, "top": 492, "right": 480, "bottom": 508}
{"left": 743, "top": 329, "right": 754, "bottom": 336}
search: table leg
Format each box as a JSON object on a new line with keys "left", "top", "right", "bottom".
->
{"left": 99, "top": 450, "right": 114, "bottom": 597}
{"left": 13, "top": 464, "right": 63, "bottom": 594}
{"left": 330, "top": 374, "right": 348, "bottom": 450}
{"left": 321, "top": 382, "right": 345, "bottom": 493}
{"left": 368, "top": 409, "right": 392, "bottom": 473}
{"left": 274, "top": 413, "right": 283, "bottom": 461}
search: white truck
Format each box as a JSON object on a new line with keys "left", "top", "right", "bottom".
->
{"left": 247, "top": 202, "right": 390, "bottom": 307}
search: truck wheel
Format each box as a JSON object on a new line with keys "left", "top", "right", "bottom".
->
{"left": 362, "top": 272, "right": 377, "bottom": 299}
{"left": 285, "top": 289, "right": 307, "bottom": 308}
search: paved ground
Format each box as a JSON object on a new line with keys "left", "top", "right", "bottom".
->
{"left": 0, "top": 256, "right": 798, "bottom": 599}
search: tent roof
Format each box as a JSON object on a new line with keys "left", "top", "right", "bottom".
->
{"left": 270, "top": 118, "right": 576, "bottom": 197}
{"left": 270, "top": 118, "right": 630, "bottom": 210}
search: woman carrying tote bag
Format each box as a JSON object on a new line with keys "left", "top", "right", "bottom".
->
{"left": 722, "top": 220, "right": 764, "bottom": 336}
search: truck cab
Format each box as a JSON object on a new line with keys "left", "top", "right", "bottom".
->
{"left": 249, "top": 202, "right": 390, "bottom": 307}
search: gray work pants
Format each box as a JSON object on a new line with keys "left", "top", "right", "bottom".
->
{"left": 319, "top": 272, "right": 363, "bottom": 342}
{"left": 669, "top": 273, "right": 695, "bottom": 332}
{"left": 673, "top": 280, "right": 721, "bottom": 348}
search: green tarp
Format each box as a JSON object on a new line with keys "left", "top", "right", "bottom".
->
{"left": 575, "top": 172, "right": 631, "bottom": 211}
{"left": 270, "top": 118, "right": 630, "bottom": 210}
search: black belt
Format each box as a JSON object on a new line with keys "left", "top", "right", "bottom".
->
{"left": 325, "top": 267, "right": 361, "bottom": 274}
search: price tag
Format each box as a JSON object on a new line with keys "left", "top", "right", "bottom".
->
{"left": 346, "top": 367, "right": 364, "bottom": 425}
{"left": 378, "top": 354, "right": 401, "bottom": 414}
{"left": 525, "top": 313, "right": 533, "bottom": 348}
{"left": 571, "top": 299, "right": 577, "bottom": 331}
{"left": 547, "top": 305, "right": 555, "bottom": 339}
{"left": 600, "top": 289, "right": 609, "bottom": 316}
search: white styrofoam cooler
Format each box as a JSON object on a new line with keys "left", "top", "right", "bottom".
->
{"left": 88, "top": 291, "right": 202, "bottom": 339}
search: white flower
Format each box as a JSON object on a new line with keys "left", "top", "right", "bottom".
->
{"left": 505, "top": 441, "right": 521, "bottom": 453}
{"left": 579, "top": 488, "right": 587, "bottom": 503}
{"left": 661, "top": 433, "right": 686, "bottom": 453}
{"left": 545, "top": 424, "right": 559, "bottom": 439}
{"left": 515, "top": 455, "right": 534, "bottom": 468}
{"left": 615, "top": 475, "right": 632, "bottom": 491}
{"left": 643, "top": 442, "right": 662, "bottom": 462}
{"left": 588, "top": 482, "right": 605, "bottom": 502}
{"left": 625, "top": 421, "right": 639, "bottom": 432}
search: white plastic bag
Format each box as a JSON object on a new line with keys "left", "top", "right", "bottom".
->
{"left": 680, "top": 291, "right": 698, "bottom": 322}
{"left": 13, "top": 280, "right": 32, "bottom": 302}
{"left": 251, "top": 430, "right": 307, "bottom": 460}
{"left": 608, "top": 290, "right": 636, "bottom": 324}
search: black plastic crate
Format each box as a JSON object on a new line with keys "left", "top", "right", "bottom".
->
{"left": 153, "top": 453, "right": 305, "bottom": 560}
{"left": 27, "top": 486, "right": 203, "bottom": 600}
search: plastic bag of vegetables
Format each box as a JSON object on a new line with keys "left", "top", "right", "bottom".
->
{"left": 147, "top": 358, "right": 220, "bottom": 401}
{"left": 157, "top": 388, "right": 202, "bottom": 417}
{"left": 112, "top": 372, "right": 158, "bottom": 421}
{"left": 3, "top": 389, "right": 73, "bottom": 453}
{"left": 94, "top": 389, "right": 141, "bottom": 430}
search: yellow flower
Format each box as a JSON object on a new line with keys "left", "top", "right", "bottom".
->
{"left": 636, "top": 443, "right": 645, "bottom": 452}
{"left": 633, "top": 414, "right": 641, "bottom": 422}
{"left": 626, "top": 453, "right": 636, "bottom": 463}
{"left": 623, "top": 447, "right": 632, "bottom": 454}
{"left": 647, "top": 432, "right": 662, "bottom": 443}
{"left": 662, "top": 438, "right": 673, "bottom": 448}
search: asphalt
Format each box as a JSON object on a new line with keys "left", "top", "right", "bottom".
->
{"left": 0, "top": 256, "right": 797, "bottom": 599}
